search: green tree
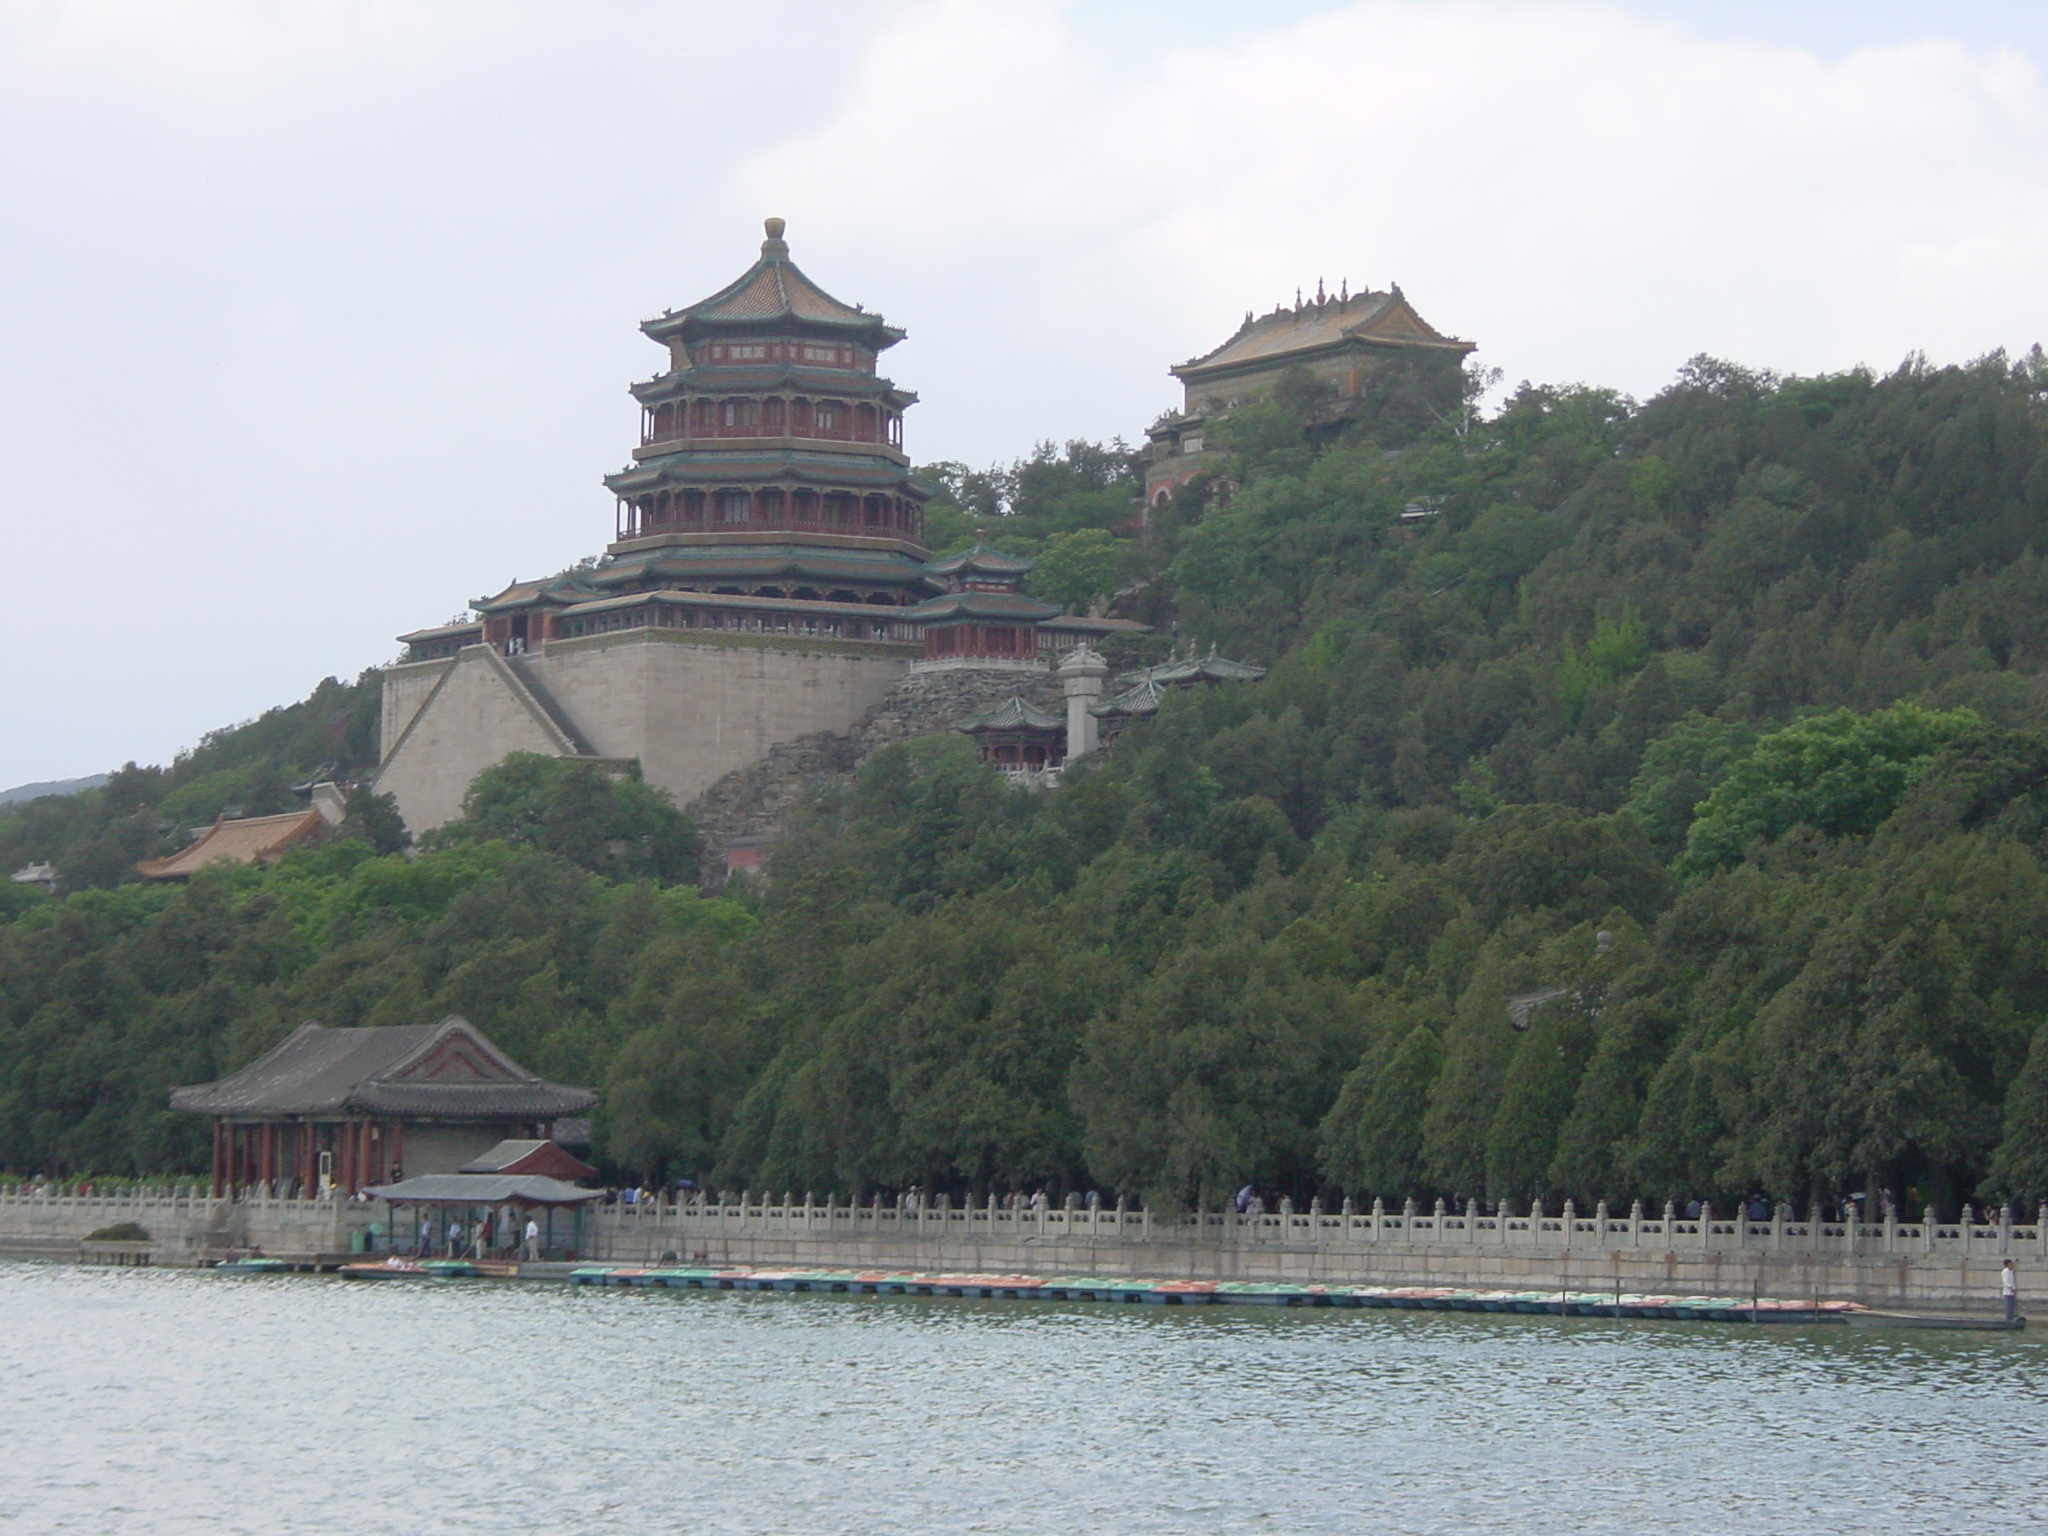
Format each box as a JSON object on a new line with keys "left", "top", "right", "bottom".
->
{"left": 1028, "top": 527, "right": 1131, "bottom": 614}
{"left": 1985, "top": 1019, "right": 2048, "bottom": 1210}
{"left": 423, "top": 754, "right": 698, "bottom": 883}
{"left": 1319, "top": 1021, "right": 1443, "bottom": 1199}
{"left": 1679, "top": 704, "right": 1983, "bottom": 876}
{"left": 1484, "top": 1000, "right": 1595, "bottom": 1203}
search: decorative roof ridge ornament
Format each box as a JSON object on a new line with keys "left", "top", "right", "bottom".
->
{"left": 1056, "top": 642, "right": 1108, "bottom": 677}
{"left": 762, "top": 215, "right": 789, "bottom": 257}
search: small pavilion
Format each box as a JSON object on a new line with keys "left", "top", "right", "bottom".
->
{"left": 170, "top": 1016, "right": 598, "bottom": 1198}
{"left": 956, "top": 695, "right": 1065, "bottom": 772}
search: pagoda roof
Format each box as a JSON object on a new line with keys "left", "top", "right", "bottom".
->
{"left": 632, "top": 366, "right": 916, "bottom": 407}
{"left": 592, "top": 545, "right": 929, "bottom": 588}
{"left": 473, "top": 576, "right": 598, "bottom": 614}
{"left": 137, "top": 806, "right": 327, "bottom": 880}
{"left": 957, "top": 696, "right": 1063, "bottom": 733}
{"left": 643, "top": 219, "right": 903, "bottom": 349}
{"left": 1128, "top": 653, "right": 1269, "bottom": 686}
{"left": 1041, "top": 614, "right": 1151, "bottom": 635}
{"left": 396, "top": 620, "right": 483, "bottom": 645}
{"left": 900, "top": 590, "right": 1061, "bottom": 623}
{"left": 1093, "top": 677, "right": 1169, "bottom": 718}
{"left": 608, "top": 451, "right": 919, "bottom": 495}
{"left": 459, "top": 1138, "right": 597, "bottom": 1181}
{"left": 558, "top": 589, "right": 923, "bottom": 624}
{"left": 170, "top": 1017, "right": 598, "bottom": 1120}
{"left": 925, "top": 542, "right": 1035, "bottom": 578}
{"left": 1176, "top": 287, "right": 1472, "bottom": 381}
{"left": 365, "top": 1173, "right": 601, "bottom": 1206}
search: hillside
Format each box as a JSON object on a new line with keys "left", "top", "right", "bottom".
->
{"left": 6, "top": 350, "right": 2048, "bottom": 1219}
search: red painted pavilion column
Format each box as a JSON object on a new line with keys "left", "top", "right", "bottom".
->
{"left": 211, "top": 1121, "right": 223, "bottom": 1199}
{"left": 392, "top": 1122, "right": 404, "bottom": 1183}
{"left": 259, "top": 1122, "right": 275, "bottom": 1191}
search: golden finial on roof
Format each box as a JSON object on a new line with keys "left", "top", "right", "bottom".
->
{"left": 765, "top": 216, "right": 786, "bottom": 239}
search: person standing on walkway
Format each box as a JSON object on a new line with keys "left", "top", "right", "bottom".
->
{"left": 2003, "top": 1258, "right": 2018, "bottom": 1323}
{"left": 523, "top": 1217, "right": 541, "bottom": 1261}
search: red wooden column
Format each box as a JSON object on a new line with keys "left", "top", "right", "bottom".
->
{"left": 342, "top": 1120, "right": 358, "bottom": 1196}
{"left": 259, "top": 1123, "right": 275, "bottom": 1191}
{"left": 391, "top": 1122, "right": 404, "bottom": 1183}
{"left": 211, "top": 1121, "right": 224, "bottom": 1198}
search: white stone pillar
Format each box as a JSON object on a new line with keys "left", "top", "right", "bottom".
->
{"left": 1057, "top": 644, "right": 1109, "bottom": 762}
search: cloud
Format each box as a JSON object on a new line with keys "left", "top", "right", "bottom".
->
{"left": 6, "top": 0, "right": 2048, "bottom": 787}
{"left": 746, "top": 0, "right": 2048, "bottom": 428}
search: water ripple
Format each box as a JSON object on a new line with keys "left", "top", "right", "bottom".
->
{"left": 3, "top": 1262, "right": 2043, "bottom": 1534}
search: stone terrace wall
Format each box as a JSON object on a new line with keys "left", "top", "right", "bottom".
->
{"left": 580, "top": 1198, "right": 2048, "bottom": 1311}
{"left": 0, "top": 1189, "right": 371, "bottom": 1262}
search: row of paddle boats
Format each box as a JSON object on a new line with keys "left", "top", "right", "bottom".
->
{"left": 563, "top": 1264, "right": 1868, "bottom": 1322}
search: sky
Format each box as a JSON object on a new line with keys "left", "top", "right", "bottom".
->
{"left": 4, "top": 0, "right": 2048, "bottom": 790}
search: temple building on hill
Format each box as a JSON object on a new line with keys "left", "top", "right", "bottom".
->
{"left": 958, "top": 646, "right": 1268, "bottom": 781}
{"left": 377, "top": 220, "right": 1142, "bottom": 836}
{"left": 1145, "top": 282, "right": 1474, "bottom": 510}
{"left": 136, "top": 782, "right": 348, "bottom": 880}
{"left": 169, "top": 1016, "right": 597, "bottom": 1199}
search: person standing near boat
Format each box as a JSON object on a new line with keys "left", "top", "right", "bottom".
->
{"left": 2003, "top": 1259, "right": 2018, "bottom": 1323}
{"left": 523, "top": 1217, "right": 541, "bottom": 1261}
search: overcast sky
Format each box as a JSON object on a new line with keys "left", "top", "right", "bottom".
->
{"left": 4, "top": 0, "right": 2048, "bottom": 790}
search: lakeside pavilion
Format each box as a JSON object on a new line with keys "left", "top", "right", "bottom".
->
{"left": 369, "top": 1139, "right": 604, "bottom": 1258}
{"left": 170, "top": 1017, "right": 597, "bottom": 1199}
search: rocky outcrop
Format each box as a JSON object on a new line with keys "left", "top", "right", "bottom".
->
{"left": 686, "top": 666, "right": 1066, "bottom": 883}
{"left": 849, "top": 667, "right": 1063, "bottom": 758}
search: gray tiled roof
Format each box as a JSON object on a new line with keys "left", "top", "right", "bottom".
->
{"left": 169, "top": 1018, "right": 598, "bottom": 1119}
{"left": 957, "top": 696, "right": 1063, "bottom": 733}
{"left": 364, "top": 1174, "right": 602, "bottom": 1205}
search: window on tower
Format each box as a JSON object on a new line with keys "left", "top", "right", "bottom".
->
{"left": 719, "top": 491, "right": 751, "bottom": 524}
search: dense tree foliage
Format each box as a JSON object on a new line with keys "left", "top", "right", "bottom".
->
{"left": 10, "top": 349, "right": 2048, "bottom": 1221}
{"left": 0, "top": 672, "right": 380, "bottom": 893}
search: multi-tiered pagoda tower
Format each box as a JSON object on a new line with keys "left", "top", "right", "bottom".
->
{"left": 374, "top": 221, "right": 1141, "bottom": 839}
{"left": 596, "top": 216, "right": 933, "bottom": 608}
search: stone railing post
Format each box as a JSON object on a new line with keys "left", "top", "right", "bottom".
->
{"left": 1697, "top": 1202, "right": 1712, "bottom": 1251}
{"left": 1594, "top": 1200, "right": 1609, "bottom": 1251}
{"left": 1886, "top": 1201, "right": 1902, "bottom": 1255}
{"left": 1561, "top": 1199, "right": 1577, "bottom": 1251}
{"left": 1370, "top": 1196, "right": 1384, "bottom": 1242}
{"left": 1465, "top": 1198, "right": 1479, "bottom": 1249}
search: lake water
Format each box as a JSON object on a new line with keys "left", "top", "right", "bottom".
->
{"left": 4, "top": 1260, "right": 2043, "bottom": 1535}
